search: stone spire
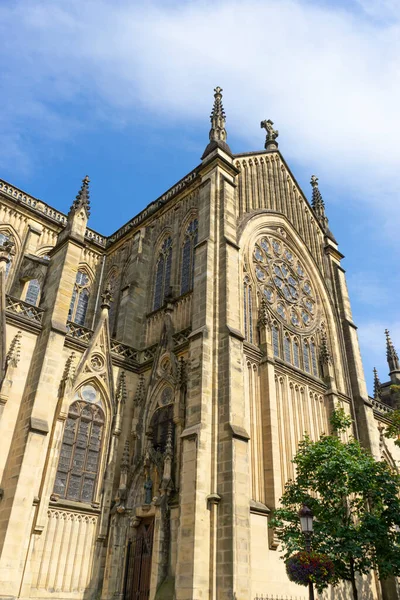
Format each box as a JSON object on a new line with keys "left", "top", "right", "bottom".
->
{"left": 385, "top": 329, "right": 400, "bottom": 373}
{"left": 373, "top": 367, "right": 382, "bottom": 400}
{"left": 201, "top": 87, "right": 232, "bottom": 159}
{"left": 70, "top": 175, "right": 90, "bottom": 218}
{"left": 260, "top": 119, "right": 279, "bottom": 151}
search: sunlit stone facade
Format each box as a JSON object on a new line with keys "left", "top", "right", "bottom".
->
{"left": 0, "top": 89, "right": 399, "bottom": 600}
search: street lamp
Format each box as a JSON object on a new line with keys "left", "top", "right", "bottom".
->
{"left": 298, "top": 504, "right": 314, "bottom": 600}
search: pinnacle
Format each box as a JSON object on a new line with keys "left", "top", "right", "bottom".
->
{"left": 310, "top": 175, "right": 329, "bottom": 233}
{"left": 70, "top": 175, "right": 91, "bottom": 217}
{"left": 385, "top": 329, "right": 400, "bottom": 371}
{"left": 373, "top": 367, "right": 382, "bottom": 400}
{"left": 201, "top": 86, "right": 231, "bottom": 159}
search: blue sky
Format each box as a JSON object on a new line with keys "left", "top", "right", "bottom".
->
{"left": 0, "top": 0, "right": 399, "bottom": 394}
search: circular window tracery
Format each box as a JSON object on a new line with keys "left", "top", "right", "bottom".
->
{"left": 252, "top": 234, "right": 318, "bottom": 331}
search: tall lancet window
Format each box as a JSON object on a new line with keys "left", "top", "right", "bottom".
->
{"left": 272, "top": 323, "right": 280, "bottom": 357}
{"left": 25, "top": 279, "right": 40, "bottom": 306}
{"left": 310, "top": 340, "right": 318, "bottom": 377}
{"left": 53, "top": 385, "right": 105, "bottom": 503}
{"left": 303, "top": 340, "right": 311, "bottom": 373}
{"left": 293, "top": 338, "right": 300, "bottom": 368}
{"left": 284, "top": 333, "right": 291, "bottom": 363}
{"left": 243, "top": 276, "right": 253, "bottom": 343}
{"left": 68, "top": 270, "right": 91, "bottom": 325}
{"left": 180, "top": 219, "right": 198, "bottom": 295}
{"left": 153, "top": 237, "right": 173, "bottom": 311}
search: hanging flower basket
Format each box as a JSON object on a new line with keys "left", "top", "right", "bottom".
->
{"left": 286, "top": 551, "right": 335, "bottom": 588}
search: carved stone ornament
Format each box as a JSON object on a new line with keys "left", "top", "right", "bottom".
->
{"left": 260, "top": 119, "right": 279, "bottom": 150}
{"left": 90, "top": 354, "right": 104, "bottom": 371}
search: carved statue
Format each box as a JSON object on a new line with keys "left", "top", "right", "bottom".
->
{"left": 260, "top": 119, "right": 279, "bottom": 149}
{"left": 144, "top": 476, "right": 153, "bottom": 505}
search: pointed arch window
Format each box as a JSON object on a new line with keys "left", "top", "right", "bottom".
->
{"left": 303, "top": 340, "right": 311, "bottom": 373}
{"left": 0, "top": 232, "right": 13, "bottom": 278}
{"left": 180, "top": 219, "right": 198, "bottom": 295}
{"left": 153, "top": 237, "right": 173, "bottom": 311}
{"left": 53, "top": 387, "right": 104, "bottom": 503}
{"left": 25, "top": 279, "right": 40, "bottom": 306}
{"left": 272, "top": 324, "right": 280, "bottom": 357}
{"left": 243, "top": 276, "right": 253, "bottom": 343}
{"left": 284, "top": 333, "right": 291, "bottom": 363}
{"left": 68, "top": 270, "right": 91, "bottom": 325}
{"left": 310, "top": 340, "right": 318, "bottom": 377}
{"left": 293, "top": 338, "right": 300, "bottom": 368}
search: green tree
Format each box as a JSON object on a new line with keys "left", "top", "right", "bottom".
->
{"left": 270, "top": 409, "right": 400, "bottom": 599}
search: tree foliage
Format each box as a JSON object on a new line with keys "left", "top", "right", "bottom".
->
{"left": 270, "top": 410, "right": 400, "bottom": 598}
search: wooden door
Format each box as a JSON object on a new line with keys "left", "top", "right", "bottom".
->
{"left": 124, "top": 519, "right": 154, "bottom": 600}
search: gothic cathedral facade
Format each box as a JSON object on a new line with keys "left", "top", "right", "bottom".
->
{"left": 0, "top": 88, "right": 399, "bottom": 600}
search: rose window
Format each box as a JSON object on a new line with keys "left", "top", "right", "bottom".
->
{"left": 252, "top": 235, "right": 317, "bottom": 330}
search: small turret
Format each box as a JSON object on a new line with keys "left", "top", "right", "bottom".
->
{"left": 58, "top": 176, "right": 91, "bottom": 244}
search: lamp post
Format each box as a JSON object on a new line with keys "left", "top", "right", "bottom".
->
{"left": 298, "top": 504, "right": 314, "bottom": 600}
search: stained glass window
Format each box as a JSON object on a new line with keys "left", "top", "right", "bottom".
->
{"left": 25, "top": 279, "right": 40, "bottom": 306}
{"left": 180, "top": 219, "right": 198, "bottom": 295}
{"left": 68, "top": 270, "right": 91, "bottom": 325}
{"left": 153, "top": 237, "right": 173, "bottom": 310}
{"left": 284, "top": 334, "right": 291, "bottom": 363}
{"left": 310, "top": 341, "right": 318, "bottom": 376}
{"left": 53, "top": 399, "right": 104, "bottom": 503}
{"left": 303, "top": 340, "right": 310, "bottom": 373}
{"left": 293, "top": 339, "right": 300, "bottom": 368}
{"left": 272, "top": 325, "right": 279, "bottom": 357}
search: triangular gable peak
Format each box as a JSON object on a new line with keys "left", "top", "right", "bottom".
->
{"left": 234, "top": 150, "right": 325, "bottom": 267}
{"left": 71, "top": 305, "right": 115, "bottom": 414}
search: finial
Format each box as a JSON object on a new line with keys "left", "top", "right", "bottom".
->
{"left": 70, "top": 175, "right": 91, "bottom": 217}
{"left": 385, "top": 329, "right": 400, "bottom": 372}
{"left": 210, "top": 86, "right": 227, "bottom": 143}
{"left": 201, "top": 87, "right": 231, "bottom": 159}
{"left": 134, "top": 374, "right": 146, "bottom": 406}
{"left": 373, "top": 367, "right": 382, "bottom": 400}
{"left": 116, "top": 371, "right": 127, "bottom": 404}
{"left": 165, "top": 422, "right": 174, "bottom": 458}
{"left": 260, "top": 119, "right": 279, "bottom": 150}
{"left": 310, "top": 175, "right": 330, "bottom": 233}
{"left": 6, "top": 331, "right": 21, "bottom": 368}
{"left": 121, "top": 440, "right": 130, "bottom": 473}
{"left": 62, "top": 352, "right": 76, "bottom": 382}
{"left": 101, "top": 283, "right": 114, "bottom": 310}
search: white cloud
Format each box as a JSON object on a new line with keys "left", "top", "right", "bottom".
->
{"left": 1, "top": 0, "right": 400, "bottom": 218}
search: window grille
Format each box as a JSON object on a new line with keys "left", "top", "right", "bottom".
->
{"left": 25, "top": 279, "right": 40, "bottom": 306}
{"left": 53, "top": 399, "right": 104, "bottom": 503}
{"left": 180, "top": 219, "right": 198, "bottom": 295}
{"left": 153, "top": 237, "right": 173, "bottom": 310}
